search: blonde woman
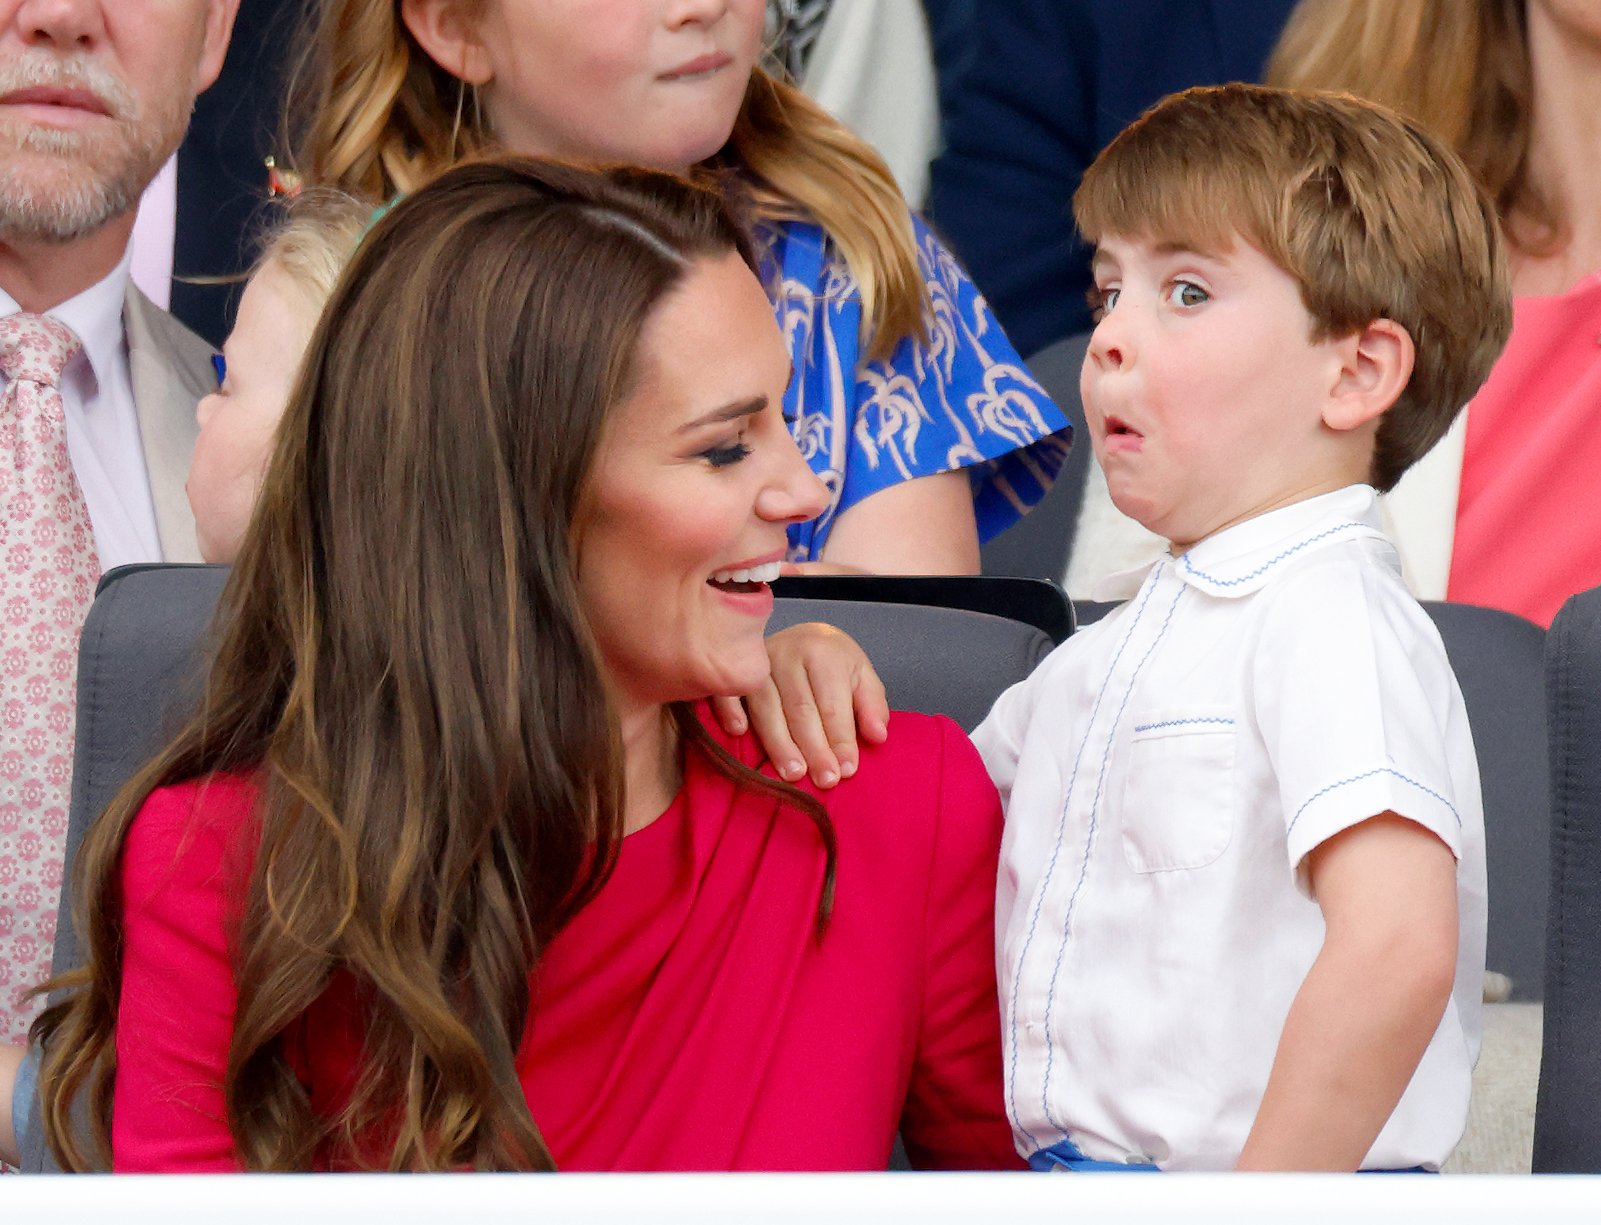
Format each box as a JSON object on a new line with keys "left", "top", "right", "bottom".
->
{"left": 289, "top": 0, "right": 1071, "bottom": 575}
{"left": 1264, "top": 0, "right": 1601, "bottom": 626}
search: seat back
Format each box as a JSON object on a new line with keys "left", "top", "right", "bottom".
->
{"left": 1535, "top": 585, "right": 1601, "bottom": 1171}
{"left": 769, "top": 597, "right": 1056, "bottom": 731}
{"left": 772, "top": 574, "right": 1073, "bottom": 646}
{"left": 1422, "top": 601, "right": 1549, "bottom": 1004}
{"left": 979, "top": 331, "right": 1093, "bottom": 583}
{"left": 52, "top": 564, "right": 232, "bottom": 981}
{"left": 24, "top": 563, "right": 230, "bottom": 1171}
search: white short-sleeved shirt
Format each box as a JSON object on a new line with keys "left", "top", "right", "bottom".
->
{"left": 973, "top": 485, "right": 1487, "bottom": 1172}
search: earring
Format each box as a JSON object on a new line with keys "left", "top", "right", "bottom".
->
{"left": 448, "top": 78, "right": 467, "bottom": 161}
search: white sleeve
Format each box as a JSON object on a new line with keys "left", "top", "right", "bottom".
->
{"left": 968, "top": 626, "right": 1090, "bottom": 818}
{"left": 1249, "top": 561, "right": 1472, "bottom": 887}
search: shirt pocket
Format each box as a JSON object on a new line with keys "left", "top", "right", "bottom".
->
{"left": 1120, "top": 709, "right": 1236, "bottom": 873}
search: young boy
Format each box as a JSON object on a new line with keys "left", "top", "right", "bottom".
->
{"left": 972, "top": 84, "right": 1510, "bottom": 1172}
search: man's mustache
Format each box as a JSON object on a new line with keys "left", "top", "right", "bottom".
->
{"left": 0, "top": 52, "right": 135, "bottom": 121}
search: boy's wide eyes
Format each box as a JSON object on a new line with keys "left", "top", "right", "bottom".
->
{"left": 1167, "top": 280, "right": 1209, "bottom": 307}
{"left": 1089, "top": 280, "right": 1207, "bottom": 318}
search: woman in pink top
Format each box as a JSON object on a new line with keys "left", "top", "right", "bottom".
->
{"left": 1268, "top": 0, "right": 1601, "bottom": 626}
{"left": 31, "top": 159, "right": 1018, "bottom": 1173}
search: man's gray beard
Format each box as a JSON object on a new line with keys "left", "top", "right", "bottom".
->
{"left": 0, "top": 115, "right": 183, "bottom": 245}
{"left": 0, "top": 63, "right": 192, "bottom": 246}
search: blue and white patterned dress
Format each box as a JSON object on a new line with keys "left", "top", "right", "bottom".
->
{"left": 762, "top": 217, "right": 1072, "bottom": 562}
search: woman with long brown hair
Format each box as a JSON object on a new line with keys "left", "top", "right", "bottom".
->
{"left": 287, "top": 0, "right": 1071, "bottom": 576}
{"left": 31, "top": 158, "right": 1016, "bottom": 1172}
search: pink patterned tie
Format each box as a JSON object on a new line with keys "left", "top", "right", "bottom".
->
{"left": 0, "top": 313, "right": 99, "bottom": 1044}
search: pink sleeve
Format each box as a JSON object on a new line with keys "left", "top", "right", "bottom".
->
{"left": 899, "top": 718, "right": 1025, "bottom": 1170}
{"left": 112, "top": 780, "right": 250, "bottom": 1172}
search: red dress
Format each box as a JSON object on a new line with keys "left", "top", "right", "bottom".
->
{"left": 110, "top": 709, "right": 1020, "bottom": 1172}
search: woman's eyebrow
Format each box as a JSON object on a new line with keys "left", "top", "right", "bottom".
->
{"left": 679, "top": 396, "right": 768, "bottom": 432}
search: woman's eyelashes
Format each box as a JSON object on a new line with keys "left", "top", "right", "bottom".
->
{"left": 698, "top": 407, "right": 799, "bottom": 468}
{"left": 698, "top": 435, "right": 752, "bottom": 468}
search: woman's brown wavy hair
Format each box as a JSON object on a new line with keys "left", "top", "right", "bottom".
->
{"left": 1266, "top": 0, "right": 1554, "bottom": 252}
{"left": 286, "top": 0, "right": 927, "bottom": 362}
{"left": 32, "top": 157, "right": 835, "bottom": 1171}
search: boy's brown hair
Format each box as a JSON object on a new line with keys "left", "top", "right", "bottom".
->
{"left": 1074, "top": 83, "right": 1512, "bottom": 491}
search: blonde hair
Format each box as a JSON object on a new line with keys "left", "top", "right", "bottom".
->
{"left": 254, "top": 188, "right": 371, "bottom": 313}
{"left": 1265, "top": 0, "right": 1552, "bottom": 251}
{"left": 1076, "top": 84, "right": 1512, "bottom": 492}
{"left": 287, "top": 2, "right": 926, "bottom": 361}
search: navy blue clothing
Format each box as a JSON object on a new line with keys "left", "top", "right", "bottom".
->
{"left": 170, "top": 0, "right": 302, "bottom": 347}
{"left": 925, "top": 0, "right": 1299, "bottom": 358}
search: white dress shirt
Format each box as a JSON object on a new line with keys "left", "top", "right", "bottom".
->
{"left": 0, "top": 251, "right": 166, "bottom": 571}
{"left": 974, "top": 486, "right": 1487, "bottom": 1171}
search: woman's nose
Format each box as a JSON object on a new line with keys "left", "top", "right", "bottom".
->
{"left": 758, "top": 443, "right": 829, "bottom": 525}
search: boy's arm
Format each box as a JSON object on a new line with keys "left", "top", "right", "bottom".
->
{"left": 1235, "top": 813, "right": 1458, "bottom": 1171}
{"left": 710, "top": 623, "right": 891, "bottom": 788}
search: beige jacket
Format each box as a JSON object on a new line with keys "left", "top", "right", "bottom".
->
{"left": 122, "top": 285, "right": 208, "bottom": 565}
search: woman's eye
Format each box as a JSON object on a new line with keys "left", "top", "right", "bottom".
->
{"left": 1167, "top": 280, "right": 1208, "bottom": 308}
{"left": 700, "top": 441, "right": 752, "bottom": 469}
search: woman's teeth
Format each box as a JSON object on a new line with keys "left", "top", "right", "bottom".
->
{"left": 711, "top": 561, "right": 782, "bottom": 585}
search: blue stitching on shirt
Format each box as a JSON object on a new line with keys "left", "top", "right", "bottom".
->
{"left": 1180, "top": 522, "right": 1369, "bottom": 587}
{"left": 1037, "top": 578, "right": 1188, "bottom": 1135}
{"left": 1131, "top": 716, "right": 1235, "bottom": 734}
{"left": 1002, "top": 568, "right": 1161, "bottom": 1150}
{"left": 1286, "top": 767, "right": 1462, "bottom": 836}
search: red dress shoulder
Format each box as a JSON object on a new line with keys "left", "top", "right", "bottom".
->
{"left": 111, "top": 710, "right": 1017, "bottom": 1172}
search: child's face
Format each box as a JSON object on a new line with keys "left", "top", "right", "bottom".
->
{"left": 187, "top": 263, "right": 315, "bottom": 564}
{"left": 429, "top": 0, "right": 765, "bottom": 172}
{"left": 1081, "top": 232, "right": 1362, "bottom": 551}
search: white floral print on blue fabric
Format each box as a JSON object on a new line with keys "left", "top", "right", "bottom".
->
{"left": 762, "top": 217, "right": 1072, "bottom": 562}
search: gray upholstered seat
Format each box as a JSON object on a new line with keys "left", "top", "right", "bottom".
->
{"left": 1535, "top": 584, "right": 1601, "bottom": 1172}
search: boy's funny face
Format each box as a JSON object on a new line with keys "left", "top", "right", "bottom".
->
{"left": 1080, "top": 232, "right": 1358, "bottom": 552}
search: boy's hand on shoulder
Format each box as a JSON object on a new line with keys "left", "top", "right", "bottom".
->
{"left": 1236, "top": 813, "right": 1457, "bottom": 1171}
{"left": 710, "top": 622, "right": 890, "bottom": 789}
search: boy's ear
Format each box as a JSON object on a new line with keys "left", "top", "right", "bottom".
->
{"left": 401, "top": 0, "right": 495, "bottom": 86}
{"left": 1323, "top": 318, "right": 1415, "bottom": 433}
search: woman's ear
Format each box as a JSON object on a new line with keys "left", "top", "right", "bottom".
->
{"left": 1322, "top": 318, "right": 1415, "bottom": 433}
{"left": 400, "top": 0, "right": 495, "bottom": 85}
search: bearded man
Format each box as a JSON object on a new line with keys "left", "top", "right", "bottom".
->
{"left": 0, "top": 0, "right": 239, "bottom": 1048}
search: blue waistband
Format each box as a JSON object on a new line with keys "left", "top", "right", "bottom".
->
{"left": 1028, "top": 1138, "right": 1159, "bottom": 1172}
{"left": 1028, "top": 1137, "right": 1436, "bottom": 1174}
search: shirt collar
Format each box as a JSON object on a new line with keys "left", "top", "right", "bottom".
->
{"left": 1092, "top": 485, "right": 1396, "bottom": 601}
{"left": 0, "top": 247, "right": 133, "bottom": 396}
